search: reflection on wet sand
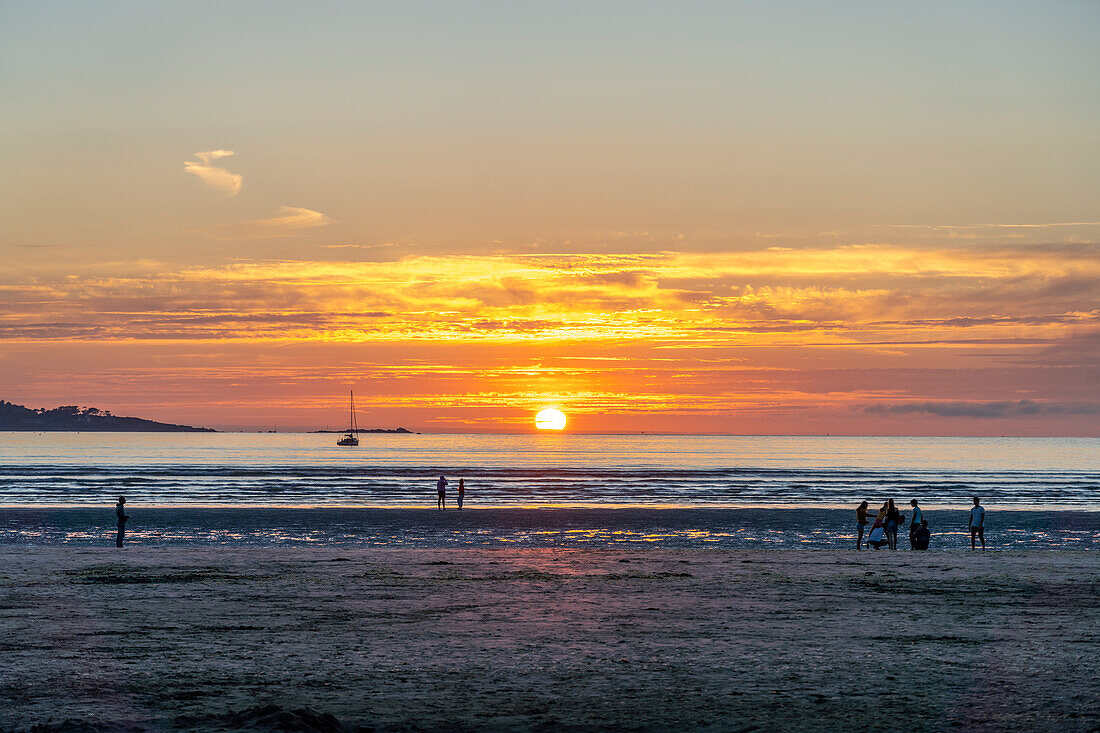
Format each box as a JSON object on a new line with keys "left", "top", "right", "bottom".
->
{"left": 3, "top": 507, "right": 1099, "bottom": 550}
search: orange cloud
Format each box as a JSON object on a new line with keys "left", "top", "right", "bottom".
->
{"left": 0, "top": 244, "right": 1095, "bottom": 346}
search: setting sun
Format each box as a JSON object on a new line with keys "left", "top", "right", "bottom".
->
{"left": 535, "top": 408, "right": 567, "bottom": 431}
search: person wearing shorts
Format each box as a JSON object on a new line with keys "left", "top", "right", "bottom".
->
{"left": 856, "top": 501, "right": 871, "bottom": 550}
{"left": 969, "top": 496, "right": 985, "bottom": 549}
{"left": 884, "top": 499, "right": 901, "bottom": 550}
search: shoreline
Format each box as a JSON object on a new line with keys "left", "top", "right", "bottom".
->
{"left": 3, "top": 506, "right": 1098, "bottom": 551}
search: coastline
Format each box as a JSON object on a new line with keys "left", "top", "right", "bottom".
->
{"left": 1, "top": 546, "right": 1097, "bottom": 731}
{"left": 3, "top": 507, "right": 1099, "bottom": 551}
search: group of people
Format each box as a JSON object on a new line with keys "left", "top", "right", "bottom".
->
{"left": 856, "top": 496, "right": 986, "bottom": 551}
{"left": 436, "top": 475, "right": 465, "bottom": 510}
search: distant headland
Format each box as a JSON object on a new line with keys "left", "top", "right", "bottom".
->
{"left": 0, "top": 401, "right": 216, "bottom": 432}
{"left": 312, "top": 428, "right": 418, "bottom": 435}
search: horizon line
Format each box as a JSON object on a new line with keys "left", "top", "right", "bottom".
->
{"left": 3, "top": 429, "right": 1098, "bottom": 438}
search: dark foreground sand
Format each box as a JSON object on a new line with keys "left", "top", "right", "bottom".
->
{"left": 1, "top": 548, "right": 1097, "bottom": 732}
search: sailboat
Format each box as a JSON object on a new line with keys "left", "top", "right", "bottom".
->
{"left": 337, "top": 390, "right": 359, "bottom": 446}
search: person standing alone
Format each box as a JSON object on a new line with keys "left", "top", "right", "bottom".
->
{"left": 969, "top": 496, "right": 985, "bottom": 550}
{"left": 457, "top": 478, "right": 465, "bottom": 510}
{"left": 436, "top": 475, "right": 448, "bottom": 510}
{"left": 115, "top": 496, "right": 129, "bottom": 548}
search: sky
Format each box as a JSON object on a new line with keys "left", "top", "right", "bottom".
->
{"left": 1, "top": 0, "right": 1098, "bottom": 434}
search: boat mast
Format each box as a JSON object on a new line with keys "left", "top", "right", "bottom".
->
{"left": 349, "top": 390, "right": 358, "bottom": 434}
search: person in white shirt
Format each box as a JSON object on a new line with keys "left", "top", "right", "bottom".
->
{"left": 908, "top": 499, "right": 924, "bottom": 550}
{"left": 969, "top": 496, "right": 985, "bottom": 550}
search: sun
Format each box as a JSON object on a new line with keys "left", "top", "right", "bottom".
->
{"left": 535, "top": 407, "right": 567, "bottom": 431}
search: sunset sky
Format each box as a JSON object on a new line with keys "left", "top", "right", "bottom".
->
{"left": 1, "top": 1, "right": 1097, "bottom": 434}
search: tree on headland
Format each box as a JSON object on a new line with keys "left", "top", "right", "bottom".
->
{"left": 0, "top": 400, "right": 214, "bottom": 432}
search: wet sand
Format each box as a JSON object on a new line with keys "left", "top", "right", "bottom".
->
{"left": 1, "top": 547, "right": 1097, "bottom": 731}
{"left": 6, "top": 507, "right": 1100, "bottom": 550}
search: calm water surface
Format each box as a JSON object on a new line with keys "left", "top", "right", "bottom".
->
{"left": 0, "top": 433, "right": 1096, "bottom": 509}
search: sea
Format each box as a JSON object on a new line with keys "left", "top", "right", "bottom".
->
{"left": 1, "top": 433, "right": 1098, "bottom": 550}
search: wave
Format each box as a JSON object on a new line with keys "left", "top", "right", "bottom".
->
{"left": 1, "top": 463, "right": 1096, "bottom": 507}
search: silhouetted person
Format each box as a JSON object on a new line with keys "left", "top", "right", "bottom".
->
{"left": 868, "top": 502, "right": 890, "bottom": 550}
{"left": 885, "top": 499, "right": 901, "bottom": 550}
{"left": 437, "top": 475, "right": 448, "bottom": 510}
{"left": 969, "top": 496, "right": 985, "bottom": 550}
{"left": 912, "top": 519, "right": 930, "bottom": 551}
{"left": 856, "top": 501, "right": 871, "bottom": 550}
{"left": 115, "top": 496, "right": 129, "bottom": 547}
{"left": 457, "top": 478, "right": 465, "bottom": 510}
{"left": 908, "top": 499, "right": 924, "bottom": 549}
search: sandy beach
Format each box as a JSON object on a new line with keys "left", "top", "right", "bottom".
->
{"left": 1, "top": 547, "right": 1097, "bottom": 732}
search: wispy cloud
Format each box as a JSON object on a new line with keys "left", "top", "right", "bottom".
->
{"left": 183, "top": 150, "right": 242, "bottom": 196}
{"left": 862, "top": 400, "right": 1100, "bottom": 418}
{"left": 323, "top": 242, "right": 411, "bottom": 250}
{"left": 199, "top": 206, "right": 334, "bottom": 240}
{"left": 889, "top": 222, "right": 1100, "bottom": 230}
